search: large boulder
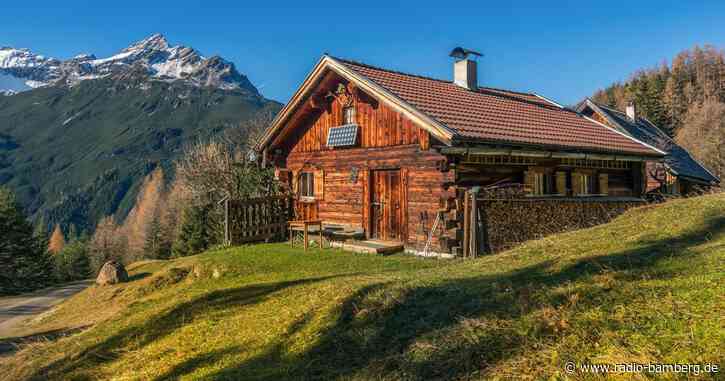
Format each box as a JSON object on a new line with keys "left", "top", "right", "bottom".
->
{"left": 96, "top": 261, "right": 129, "bottom": 285}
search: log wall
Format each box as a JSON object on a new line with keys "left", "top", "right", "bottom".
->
{"left": 285, "top": 145, "right": 455, "bottom": 251}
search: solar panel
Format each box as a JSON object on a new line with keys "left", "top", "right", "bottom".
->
{"left": 326, "top": 124, "right": 358, "bottom": 147}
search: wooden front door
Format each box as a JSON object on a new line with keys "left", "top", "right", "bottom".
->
{"left": 371, "top": 169, "right": 402, "bottom": 241}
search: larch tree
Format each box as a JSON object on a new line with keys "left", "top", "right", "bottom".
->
{"left": 160, "top": 174, "right": 192, "bottom": 253}
{"left": 121, "top": 167, "right": 166, "bottom": 262}
{"left": 48, "top": 224, "right": 66, "bottom": 255}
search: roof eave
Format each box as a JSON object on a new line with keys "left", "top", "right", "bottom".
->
{"left": 676, "top": 173, "right": 721, "bottom": 186}
{"left": 255, "top": 55, "right": 329, "bottom": 152}
{"left": 445, "top": 138, "right": 662, "bottom": 160}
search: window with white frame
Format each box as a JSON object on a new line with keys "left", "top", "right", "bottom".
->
{"left": 299, "top": 172, "right": 315, "bottom": 198}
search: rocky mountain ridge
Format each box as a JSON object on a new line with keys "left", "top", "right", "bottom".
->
{"left": 0, "top": 34, "right": 258, "bottom": 95}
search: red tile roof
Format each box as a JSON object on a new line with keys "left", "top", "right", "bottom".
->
{"left": 336, "top": 58, "right": 661, "bottom": 157}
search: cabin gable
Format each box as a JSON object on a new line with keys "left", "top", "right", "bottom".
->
{"left": 272, "top": 72, "right": 431, "bottom": 156}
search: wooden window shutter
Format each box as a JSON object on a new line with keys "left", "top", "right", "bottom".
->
{"left": 314, "top": 169, "right": 324, "bottom": 200}
{"left": 556, "top": 171, "right": 567, "bottom": 196}
{"left": 572, "top": 172, "right": 582, "bottom": 196}
{"left": 598, "top": 173, "right": 609, "bottom": 195}
{"left": 523, "top": 171, "right": 535, "bottom": 195}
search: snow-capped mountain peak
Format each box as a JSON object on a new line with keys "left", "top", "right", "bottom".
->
{"left": 123, "top": 33, "right": 170, "bottom": 53}
{"left": 0, "top": 34, "right": 258, "bottom": 95}
{"left": 0, "top": 47, "right": 62, "bottom": 93}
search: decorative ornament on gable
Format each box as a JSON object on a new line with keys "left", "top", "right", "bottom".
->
{"left": 328, "top": 82, "right": 356, "bottom": 107}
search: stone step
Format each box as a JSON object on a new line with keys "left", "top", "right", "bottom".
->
{"left": 330, "top": 239, "right": 404, "bottom": 255}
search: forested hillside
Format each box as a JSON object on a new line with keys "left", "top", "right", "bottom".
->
{"left": 0, "top": 76, "right": 279, "bottom": 235}
{"left": 592, "top": 45, "right": 725, "bottom": 180}
{"left": 0, "top": 34, "right": 282, "bottom": 237}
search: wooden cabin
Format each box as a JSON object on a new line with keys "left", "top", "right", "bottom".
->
{"left": 256, "top": 50, "right": 664, "bottom": 255}
{"left": 577, "top": 99, "right": 720, "bottom": 196}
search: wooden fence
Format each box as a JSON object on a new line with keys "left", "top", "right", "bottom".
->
{"left": 224, "top": 196, "right": 294, "bottom": 245}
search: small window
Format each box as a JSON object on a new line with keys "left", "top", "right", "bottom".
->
{"left": 576, "top": 173, "right": 596, "bottom": 195}
{"left": 299, "top": 172, "right": 314, "bottom": 198}
{"left": 343, "top": 106, "right": 356, "bottom": 125}
{"left": 532, "top": 172, "right": 555, "bottom": 195}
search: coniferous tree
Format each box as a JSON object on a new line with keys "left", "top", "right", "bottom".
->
{"left": 34, "top": 215, "right": 50, "bottom": 254}
{"left": 67, "top": 223, "right": 79, "bottom": 243}
{"left": 0, "top": 187, "right": 53, "bottom": 294}
{"left": 54, "top": 241, "right": 91, "bottom": 282}
{"left": 172, "top": 205, "right": 212, "bottom": 257}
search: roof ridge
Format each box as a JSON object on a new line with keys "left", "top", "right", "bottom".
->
{"left": 328, "top": 54, "right": 536, "bottom": 98}
{"left": 478, "top": 86, "right": 536, "bottom": 97}
{"left": 329, "top": 55, "right": 454, "bottom": 84}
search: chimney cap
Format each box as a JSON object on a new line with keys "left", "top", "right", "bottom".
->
{"left": 449, "top": 47, "right": 482, "bottom": 60}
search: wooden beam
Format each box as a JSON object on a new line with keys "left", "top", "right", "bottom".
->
{"left": 438, "top": 147, "right": 468, "bottom": 155}
{"left": 551, "top": 152, "right": 586, "bottom": 159}
{"left": 469, "top": 190, "right": 478, "bottom": 258}
{"left": 442, "top": 146, "right": 654, "bottom": 163}
{"left": 586, "top": 153, "right": 616, "bottom": 161}
{"left": 462, "top": 192, "right": 470, "bottom": 258}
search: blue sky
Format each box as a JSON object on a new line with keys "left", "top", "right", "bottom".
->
{"left": 2, "top": 1, "right": 724, "bottom": 105}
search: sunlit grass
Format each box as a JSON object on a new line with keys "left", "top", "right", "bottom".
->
{"left": 2, "top": 194, "right": 723, "bottom": 380}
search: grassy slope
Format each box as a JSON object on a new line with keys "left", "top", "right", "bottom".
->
{"left": 2, "top": 194, "right": 723, "bottom": 380}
